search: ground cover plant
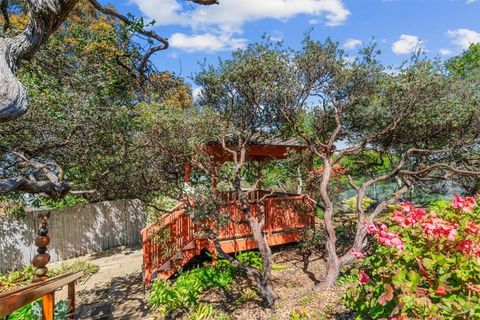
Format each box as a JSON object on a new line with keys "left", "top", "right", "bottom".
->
{"left": 149, "top": 251, "right": 265, "bottom": 317}
{"left": 0, "top": 260, "right": 98, "bottom": 293}
{"left": 345, "top": 196, "right": 480, "bottom": 319}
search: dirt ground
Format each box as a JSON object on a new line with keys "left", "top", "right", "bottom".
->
{"left": 52, "top": 246, "right": 151, "bottom": 320}
{"left": 191, "top": 246, "right": 353, "bottom": 320}
{"left": 52, "top": 245, "right": 353, "bottom": 320}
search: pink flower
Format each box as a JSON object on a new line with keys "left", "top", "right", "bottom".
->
{"left": 452, "top": 195, "right": 477, "bottom": 213}
{"left": 377, "top": 229, "right": 405, "bottom": 252}
{"left": 359, "top": 270, "right": 370, "bottom": 283}
{"left": 391, "top": 203, "right": 426, "bottom": 227}
{"left": 435, "top": 285, "right": 448, "bottom": 296}
{"left": 456, "top": 240, "right": 480, "bottom": 257}
{"left": 365, "top": 222, "right": 378, "bottom": 234}
{"left": 466, "top": 221, "right": 480, "bottom": 235}
{"left": 467, "top": 283, "right": 480, "bottom": 294}
{"left": 421, "top": 215, "right": 458, "bottom": 241}
{"left": 352, "top": 248, "right": 364, "bottom": 259}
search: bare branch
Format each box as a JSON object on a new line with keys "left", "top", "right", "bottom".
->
{"left": 87, "top": 0, "right": 168, "bottom": 75}
{"left": 189, "top": 0, "right": 219, "bottom": 4}
{"left": 400, "top": 163, "right": 480, "bottom": 177}
{"left": 0, "top": 177, "right": 70, "bottom": 198}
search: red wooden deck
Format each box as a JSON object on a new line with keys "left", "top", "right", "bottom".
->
{"left": 141, "top": 191, "right": 315, "bottom": 284}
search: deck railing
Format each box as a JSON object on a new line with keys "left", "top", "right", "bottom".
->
{"left": 0, "top": 271, "right": 83, "bottom": 319}
{"left": 142, "top": 191, "right": 315, "bottom": 283}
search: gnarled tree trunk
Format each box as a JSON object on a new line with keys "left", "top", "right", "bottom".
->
{"left": 0, "top": 0, "right": 79, "bottom": 122}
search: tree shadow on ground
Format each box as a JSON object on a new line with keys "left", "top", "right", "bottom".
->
{"left": 77, "top": 272, "right": 150, "bottom": 320}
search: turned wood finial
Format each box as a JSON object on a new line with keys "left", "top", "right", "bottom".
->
{"left": 32, "top": 211, "right": 51, "bottom": 283}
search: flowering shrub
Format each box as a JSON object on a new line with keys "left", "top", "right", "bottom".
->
{"left": 344, "top": 195, "right": 480, "bottom": 319}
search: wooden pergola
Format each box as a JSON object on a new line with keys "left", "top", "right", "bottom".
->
{"left": 184, "top": 135, "right": 309, "bottom": 183}
{"left": 142, "top": 135, "right": 316, "bottom": 283}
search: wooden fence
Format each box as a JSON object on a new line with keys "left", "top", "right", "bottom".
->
{"left": 0, "top": 199, "right": 146, "bottom": 273}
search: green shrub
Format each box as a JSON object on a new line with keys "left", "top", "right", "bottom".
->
{"left": 344, "top": 196, "right": 480, "bottom": 319}
{"left": 2, "top": 300, "right": 68, "bottom": 320}
{"left": 149, "top": 260, "right": 236, "bottom": 316}
{"left": 343, "top": 195, "right": 375, "bottom": 212}
{"left": 149, "top": 251, "right": 263, "bottom": 316}
{"left": 1, "top": 261, "right": 98, "bottom": 293}
{"left": 32, "top": 195, "right": 87, "bottom": 210}
{"left": 0, "top": 266, "right": 35, "bottom": 293}
{"left": 235, "top": 251, "right": 263, "bottom": 271}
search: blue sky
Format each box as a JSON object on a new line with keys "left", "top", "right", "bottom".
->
{"left": 105, "top": 0, "right": 480, "bottom": 87}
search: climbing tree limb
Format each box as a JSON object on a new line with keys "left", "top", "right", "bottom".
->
{"left": 0, "top": 0, "right": 219, "bottom": 123}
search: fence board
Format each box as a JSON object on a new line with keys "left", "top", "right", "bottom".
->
{"left": 0, "top": 199, "right": 146, "bottom": 273}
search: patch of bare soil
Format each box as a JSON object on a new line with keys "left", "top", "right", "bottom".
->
{"left": 52, "top": 246, "right": 153, "bottom": 319}
{"left": 186, "top": 246, "right": 354, "bottom": 320}
{"left": 55, "top": 245, "right": 352, "bottom": 319}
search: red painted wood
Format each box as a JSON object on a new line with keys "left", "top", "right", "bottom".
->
{"left": 141, "top": 191, "right": 315, "bottom": 284}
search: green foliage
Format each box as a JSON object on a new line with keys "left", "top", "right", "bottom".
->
{"left": 48, "top": 260, "right": 99, "bottom": 281}
{"left": 235, "top": 250, "right": 263, "bottom": 272}
{"left": 344, "top": 197, "right": 480, "bottom": 319}
{"left": 149, "top": 260, "right": 237, "bottom": 315}
{"left": 446, "top": 43, "right": 480, "bottom": 77}
{"left": 343, "top": 196, "right": 375, "bottom": 212}
{"left": 0, "top": 197, "right": 26, "bottom": 217}
{"left": 0, "top": 266, "right": 35, "bottom": 293}
{"left": 146, "top": 194, "right": 180, "bottom": 223}
{"left": 32, "top": 195, "right": 87, "bottom": 210}
{"left": 336, "top": 273, "right": 358, "bottom": 286}
{"left": 0, "top": 261, "right": 98, "bottom": 293}
{"left": 235, "top": 288, "right": 258, "bottom": 304}
{"left": 2, "top": 299, "right": 68, "bottom": 320}
{"left": 187, "top": 303, "right": 217, "bottom": 320}
{"left": 0, "top": 3, "right": 194, "bottom": 202}
{"left": 3, "top": 300, "right": 41, "bottom": 320}
{"left": 149, "top": 251, "right": 263, "bottom": 316}
{"left": 289, "top": 307, "right": 311, "bottom": 320}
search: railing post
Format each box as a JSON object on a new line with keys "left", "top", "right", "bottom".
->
{"left": 42, "top": 292, "right": 55, "bottom": 320}
{"left": 68, "top": 281, "right": 75, "bottom": 319}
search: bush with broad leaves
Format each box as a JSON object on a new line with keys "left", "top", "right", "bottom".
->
{"left": 344, "top": 195, "right": 480, "bottom": 319}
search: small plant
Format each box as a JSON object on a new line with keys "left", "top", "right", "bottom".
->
{"left": 335, "top": 273, "right": 357, "bottom": 286}
{"left": 289, "top": 307, "right": 310, "bottom": 320}
{"left": 271, "top": 263, "right": 288, "bottom": 271}
{"left": 343, "top": 195, "right": 375, "bottom": 212}
{"left": 0, "top": 266, "right": 35, "bottom": 292}
{"left": 149, "top": 261, "right": 236, "bottom": 316}
{"left": 0, "top": 261, "right": 98, "bottom": 293}
{"left": 236, "top": 288, "right": 258, "bottom": 304}
{"left": 345, "top": 196, "right": 480, "bottom": 319}
{"left": 188, "top": 303, "right": 216, "bottom": 320}
{"left": 49, "top": 260, "right": 99, "bottom": 283}
{"left": 236, "top": 251, "right": 263, "bottom": 271}
{"left": 299, "top": 292, "right": 317, "bottom": 306}
{"left": 2, "top": 300, "right": 68, "bottom": 320}
{"left": 149, "top": 251, "right": 265, "bottom": 316}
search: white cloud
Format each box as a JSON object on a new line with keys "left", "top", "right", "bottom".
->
{"left": 392, "top": 34, "right": 423, "bottom": 55}
{"left": 170, "top": 32, "right": 247, "bottom": 52}
{"left": 466, "top": 0, "right": 478, "bottom": 3}
{"left": 343, "top": 38, "right": 362, "bottom": 50}
{"left": 446, "top": 28, "right": 480, "bottom": 49}
{"left": 133, "top": 0, "right": 350, "bottom": 28}
{"left": 439, "top": 48, "right": 452, "bottom": 56}
{"left": 131, "top": 0, "right": 350, "bottom": 52}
